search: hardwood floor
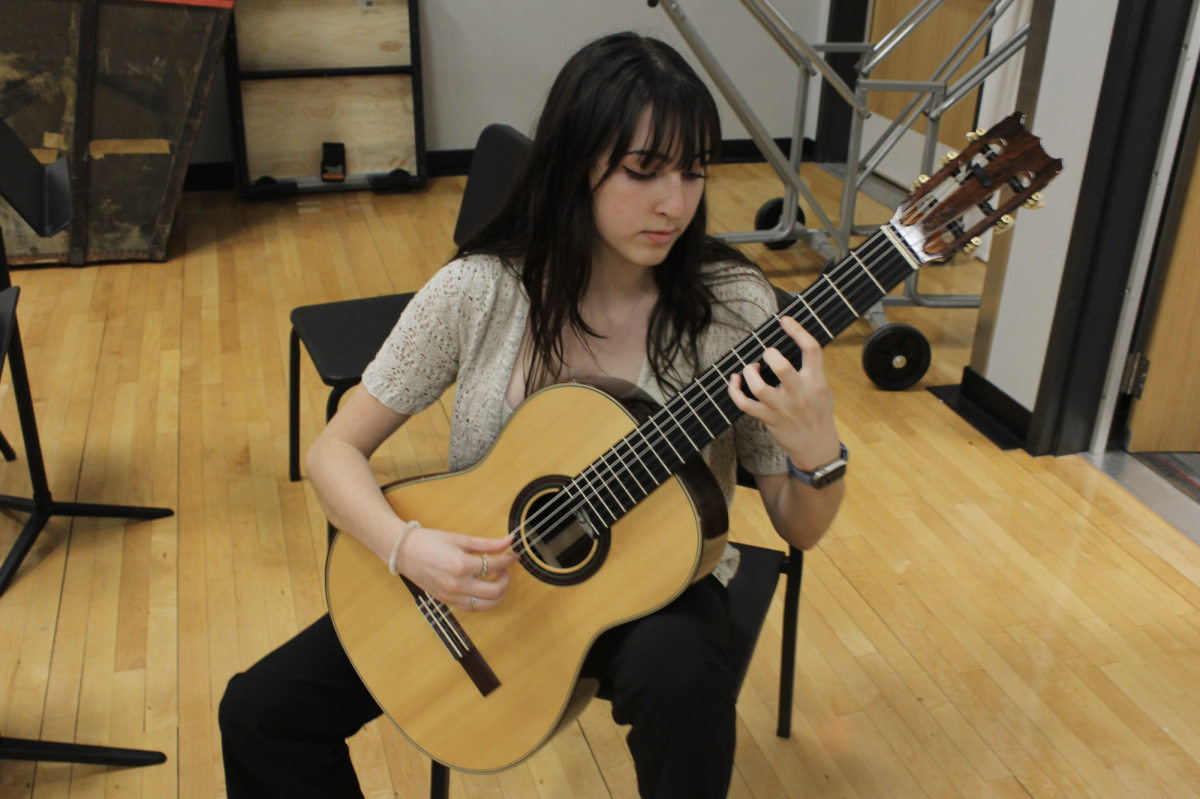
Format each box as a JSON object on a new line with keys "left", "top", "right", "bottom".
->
{"left": 2, "top": 163, "right": 1199, "bottom": 798}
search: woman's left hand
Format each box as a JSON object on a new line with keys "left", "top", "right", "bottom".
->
{"left": 727, "top": 315, "right": 841, "bottom": 470}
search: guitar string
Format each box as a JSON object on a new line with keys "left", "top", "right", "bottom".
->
{"left": 434, "top": 164, "right": 1010, "bottom": 617}
{"left": 412, "top": 234, "right": 894, "bottom": 622}
{"left": 501, "top": 143, "right": 1025, "bottom": 556}
{"left": 510, "top": 153, "right": 1004, "bottom": 555}
{"left": 420, "top": 232, "right": 902, "bottom": 621}
{"left": 509, "top": 232, "right": 905, "bottom": 552}
{"left": 507, "top": 232, "right": 905, "bottom": 555}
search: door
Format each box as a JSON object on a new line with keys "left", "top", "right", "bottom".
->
{"left": 1125, "top": 113, "right": 1200, "bottom": 452}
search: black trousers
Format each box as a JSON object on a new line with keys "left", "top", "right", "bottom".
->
{"left": 219, "top": 576, "right": 736, "bottom": 799}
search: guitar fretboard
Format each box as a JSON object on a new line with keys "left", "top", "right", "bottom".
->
{"left": 549, "top": 227, "right": 915, "bottom": 533}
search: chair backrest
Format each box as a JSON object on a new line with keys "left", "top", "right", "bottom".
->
{"left": 452, "top": 124, "right": 533, "bottom": 247}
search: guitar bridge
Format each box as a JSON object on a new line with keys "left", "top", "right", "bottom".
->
{"left": 400, "top": 576, "right": 500, "bottom": 697}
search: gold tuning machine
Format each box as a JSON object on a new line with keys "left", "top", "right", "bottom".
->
{"left": 940, "top": 150, "right": 959, "bottom": 167}
{"left": 910, "top": 174, "right": 930, "bottom": 191}
{"left": 965, "top": 127, "right": 987, "bottom": 142}
{"left": 1022, "top": 192, "right": 1045, "bottom": 210}
{"left": 993, "top": 214, "right": 1015, "bottom": 234}
{"left": 962, "top": 236, "right": 983, "bottom": 255}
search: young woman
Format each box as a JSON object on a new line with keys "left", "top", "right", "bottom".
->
{"left": 220, "top": 32, "right": 845, "bottom": 799}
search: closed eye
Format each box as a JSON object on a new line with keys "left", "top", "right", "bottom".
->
{"left": 622, "top": 166, "right": 655, "bottom": 181}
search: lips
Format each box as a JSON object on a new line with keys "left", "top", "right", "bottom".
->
{"left": 643, "top": 229, "right": 675, "bottom": 244}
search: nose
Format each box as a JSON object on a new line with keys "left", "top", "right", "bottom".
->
{"left": 657, "top": 173, "right": 686, "bottom": 218}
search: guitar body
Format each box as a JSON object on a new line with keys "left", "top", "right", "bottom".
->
{"left": 326, "top": 381, "right": 729, "bottom": 773}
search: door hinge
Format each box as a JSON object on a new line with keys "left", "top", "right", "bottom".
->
{"left": 1120, "top": 352, "right": 1151, "bottom": 399}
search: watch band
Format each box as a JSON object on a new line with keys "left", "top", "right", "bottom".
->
{"left": 786, "top": 443, "right": 848, "bottom": 489}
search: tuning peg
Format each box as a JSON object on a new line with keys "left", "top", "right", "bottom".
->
{"left": 965, "top": 127, "right": 986, "bottom": 142}
{"left": 910, "top": 174, "right": 930, "bottom": 191}
{"left": 1022, "top": 192, "right": 1045, "bottom": 210}
{"left": 993, "top": 214, "right": 1014, "bottom": 234}
{"left": 962, "top": 236, "right": 983, "bottom": 255}
{"left": 940, "top": 150, "right": 959, "bottom": 167}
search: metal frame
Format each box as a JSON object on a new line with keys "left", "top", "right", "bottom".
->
{"left": 225, "top": 0, "right": 428, "bottom": 198}
{"left": 652, "top": 0, "right": 1030, "bottom": 326}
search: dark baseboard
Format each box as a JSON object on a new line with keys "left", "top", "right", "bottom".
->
{"left": 718, "top": 136, "right": 814, "bottom": 164}
{"left": 184, "top": 136, "right": 818, "bottom": 190}
{"left": 928, "top": 366, "right": 1033, "bottom": 451}
{"left": 183, "top": 161, "right": 236, "bottom": 191}
{"left": 428, "top": 149, "right": 474, "bottom": 177}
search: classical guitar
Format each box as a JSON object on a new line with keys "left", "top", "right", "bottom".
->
{"left": 326, "top": 113, "right": 1062, "bottom": 773}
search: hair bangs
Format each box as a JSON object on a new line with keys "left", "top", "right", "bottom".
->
{"left": 641, "top": 89, "right": 718, "bottom": 171}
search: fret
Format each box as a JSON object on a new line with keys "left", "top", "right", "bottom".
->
{"left": 822, "top": 273, "right": 857, "bottom": 316}
{"left": 602, "top": 449, "right": 640, "bottom": 505}
{"left": 578, "top": 466, "right": 622, "bottom": 522}
{"left": 850, "top": 251, "right": 886, "bottom": 293}
{"left": 618, "top": 437, "right": 664, "bottom": 493}
{"left": 660, "top": 403, "right": 700, "bottom": 451}
{"left": 796, "top": 294, "right": 832, "bottom": 339}
{"left": 646, "top": 415, "right": 685, "bottom": 464}
{"left": 677, "top": 391, "right": 714, "bottom": 438}
{"left": 565, "top": 479, "right": 611, "bottom": 527}
{"left": 632, "top": 426, "right": 671, "bottom": 476}
{"left": 692, "top": 377, "right": 732, "bottom": 425}
{"left": 747, "top": 328, "right": 771, "bottom": 354}
{"left": 608, "top": 443, "right": 648, "bottom": 496}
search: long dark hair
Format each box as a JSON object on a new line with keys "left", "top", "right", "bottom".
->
{"left": 457, "top": 32, "right": 758, "bottom": 394}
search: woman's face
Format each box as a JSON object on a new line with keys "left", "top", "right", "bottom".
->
{"left": 591, "top": 110, "right": 706, "bottom": 273}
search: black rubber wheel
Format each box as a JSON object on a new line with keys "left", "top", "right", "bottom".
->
{"left": 754, "top": 197, "right": 805, "bottom": 250}
{"left": 861, "top": 323, "right": 932, "bottom": 391}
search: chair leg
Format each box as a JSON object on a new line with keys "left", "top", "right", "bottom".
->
{"left": 777, "top": 547, "right": 804, "bottom": 739}
{"left": 325, "top": 384, "right": 351, "bottom": 424}
{"left": 431, "top": 761, "right": 450, "bottom": 799}
{"left": 0, "top": 430, "right": 16, "bottom": 462}
{"left": 289, "top": 328, "right": 301, "bottom": 482}
{"left": 323, "top": 384, "right": 354, "bottom": 549}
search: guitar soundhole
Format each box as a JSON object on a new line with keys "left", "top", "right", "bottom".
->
{"left": 510, "top": 476, "right": 610, "bottom": 586}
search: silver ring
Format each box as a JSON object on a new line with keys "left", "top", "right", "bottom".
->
{"left": 477, "top": 554, "right": 489, "bottom": 579}
{"left": 469, "top": 596, "right": 477, "bottom": 610}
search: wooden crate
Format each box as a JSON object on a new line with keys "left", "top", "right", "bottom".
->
{"left": 227, "top": 0, "right": 427, "bottom": 197}
{"left": 0, "top": 0, "right": 231, "bottom": 264}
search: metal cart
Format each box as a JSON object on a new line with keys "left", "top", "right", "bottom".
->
{"left": 651, "top": 0, "right": 1029, "bottom": 389}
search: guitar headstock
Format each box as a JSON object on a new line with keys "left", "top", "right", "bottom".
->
{"left": 889, "top": 113, "right": 1063, "bottom": 264}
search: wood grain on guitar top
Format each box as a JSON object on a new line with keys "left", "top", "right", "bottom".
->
{"left": 326, "top": 382, "right": 729, "bottom": 772}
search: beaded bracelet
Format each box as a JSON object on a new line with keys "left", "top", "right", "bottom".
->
{"left": 388, "top": 519, "right": 421, "bottom": 576}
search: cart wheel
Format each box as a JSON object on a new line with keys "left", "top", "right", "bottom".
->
{"left": 862, "top": 323, "right": 931, "bottom": 391}
{"left": 754, "top": 197, "right": 805, "bottom": 250}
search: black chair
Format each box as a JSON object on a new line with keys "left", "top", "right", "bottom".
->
{"left": 288, "top": 123, "right": 534, "bottom": 496}
{"left": 286, "top": 122, "right": 806, "bottom": 796}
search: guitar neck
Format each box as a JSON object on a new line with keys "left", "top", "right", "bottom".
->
{"left": 565, "top": 227, "right": 917, "bottom": 529}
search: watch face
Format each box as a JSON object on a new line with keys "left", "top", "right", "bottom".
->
{"left": 811, "top": 462, "right": 848, "bottom": 489}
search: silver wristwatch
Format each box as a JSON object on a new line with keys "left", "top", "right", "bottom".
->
{"left": 786, "top": 443, "right": 848, "bottom": 489}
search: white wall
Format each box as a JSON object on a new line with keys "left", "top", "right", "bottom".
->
{"left": 982, "top": 0, "right": 1122, "bottom": 410}
{"left": 192, "top": 0, "right": 832, "bottom": 163}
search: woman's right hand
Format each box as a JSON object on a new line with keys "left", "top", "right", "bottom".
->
{"left": 396, "top": 528, "right": 520, "bottom": 612}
